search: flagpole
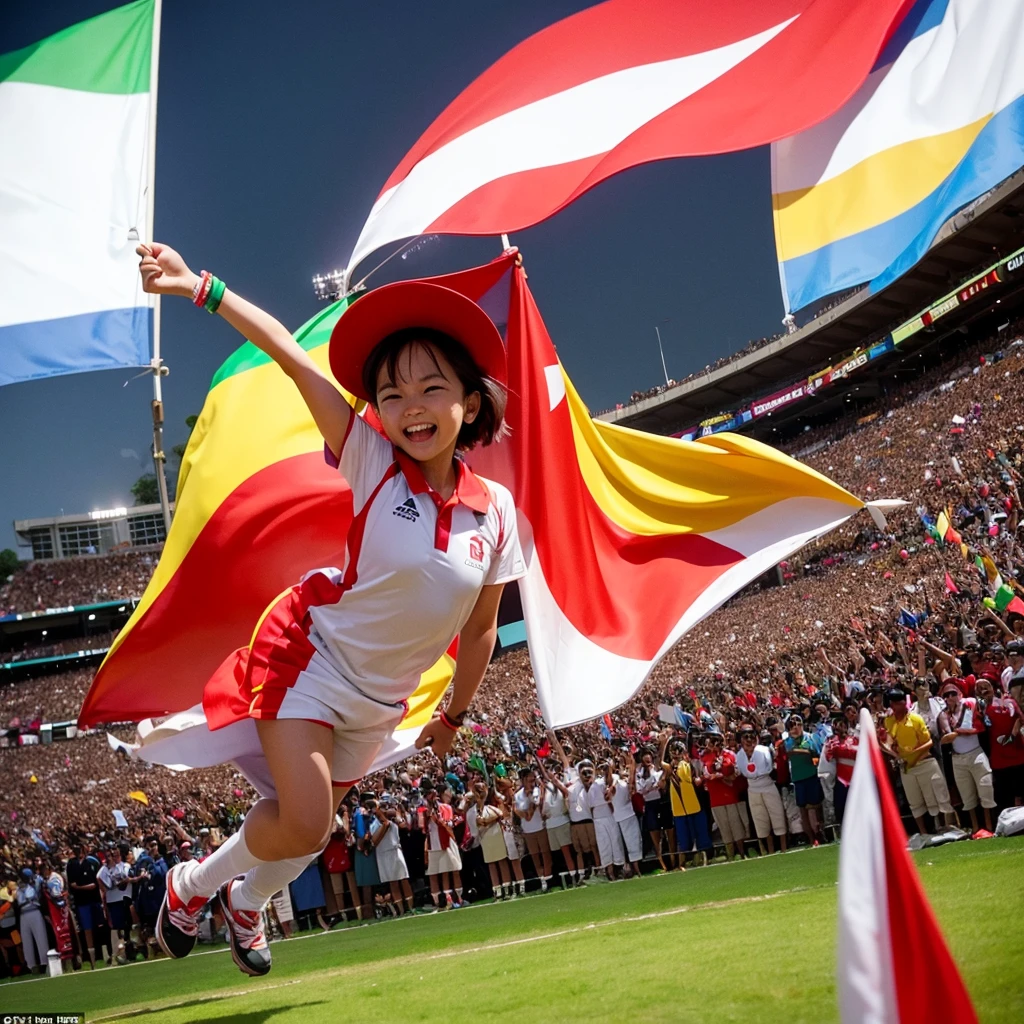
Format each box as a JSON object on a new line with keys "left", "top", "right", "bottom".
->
{"left": 146, "top": 0, "right": 172, "bottom": 536}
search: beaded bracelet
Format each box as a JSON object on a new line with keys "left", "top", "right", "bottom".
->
{"left": 192, "top": 270, "right": 213, "bottom": 308}
{"left": 204, "top": 275, "right": 227, "bottom": 314}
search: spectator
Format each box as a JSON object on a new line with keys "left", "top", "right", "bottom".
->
{"left": 14, "top": 867, "right": 48, "bottom": 974}
{"left": 633, "top": 747, "right": 671, "bottom": 871}
{"left": 537, "top": 760, "right": 578, "bottom": 887}
{"left": 605, "top": 756, "right": 642, "bottom": 878}
{"left": 659, "top": 730, "right": 711, "bottom": 869}
{"left": 587, "top": 761, "right": 624, "bottom": 881}
{"left": 939, "top": 682, "right": 996, "bottom": 833}
{"left": 881, "top": 688, "right": 956, "bottom": 835}
{"left": 973, "top": 677, "right": 1024, "bottom": 809}
{"left": 823, "top": 717, "right": 858, "bottom": 826}
{"left": 370, "top": 802, "right": 413, "bottom": 916}
{"left": 513, "top": 768, "right": 552, "bottom": 891}
{"left": 66, "top": 843, "right": 102, "bottom": 969}
{"left": 735, "top": 726, "right": 788, "bottom": 853}
{"left": 700, "top": 733, "right": 750, "bottom": 860}
{"left": 784, "top": 715, "right": 825, "bottom": 845}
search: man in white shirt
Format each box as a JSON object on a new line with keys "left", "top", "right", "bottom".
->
{"left": 513, "top": 769, "right": 553, "bottom": 892}
{"left": 565, "top": 760, "right": 598, "bottom": 880}
{"left": 587, "top": 763, "right": 624, "bottom": 880}
{"left": 939, "top": 684, "right": 996, "bottom": 833}
{"left": 538, "top": 761, "right": 579, "bottom": 887}
{"left": 605, "top": 760, "right": 642, "bottom": 877}
{"left": 734, "top": 728, "right": 788, "bottom": 854}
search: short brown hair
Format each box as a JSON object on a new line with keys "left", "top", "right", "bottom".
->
{"left": 362, "top": 328, "right": 508, "bottom": 451}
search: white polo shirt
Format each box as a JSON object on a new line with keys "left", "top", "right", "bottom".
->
{"left": 735, "top": 745, "right": 775, "bottom": 792}
{"left": 634, "top": 767, "right": 662, "bottom": 802}
{"left": 541, "top": 782, "right": 570, "bottom": 829}
{"left": 568, "top": 778, "right": 592, "bottom": 822}
{"left": 310, "top": 414, "right": 526, "bottom": 704}
{"left": 514, "top": 786, "right": 545, "bottom": 833}
{"left": 607, "top": 775, "right": 636, "bottom": 823}
{"left": 586, "top": 778, "right": 614, "bottom": 819}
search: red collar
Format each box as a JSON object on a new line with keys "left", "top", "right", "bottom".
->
{"left": 393, "top": 449, "right": 491, "bottom": 514}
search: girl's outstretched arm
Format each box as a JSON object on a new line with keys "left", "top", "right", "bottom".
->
{"left": 138, "top": 242, "right": 351, "bottom": 456}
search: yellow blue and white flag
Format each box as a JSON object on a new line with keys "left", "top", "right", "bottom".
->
{"left": 772, "top": 0, "right": 1024, "bottom": 313}
{"left": 0, "top": 0, "right": 156, "bottom": 386}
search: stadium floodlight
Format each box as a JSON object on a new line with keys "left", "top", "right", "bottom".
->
{"left": 312, "top": 269, "right": 347, "bottom": 302}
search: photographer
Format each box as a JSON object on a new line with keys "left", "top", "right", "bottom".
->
{"left": 370, "top": 802, "right": 414, "bottom": 916}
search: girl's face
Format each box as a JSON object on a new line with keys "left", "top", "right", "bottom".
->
{"left": 374, "top": 341, "right": 480, "bottom": 464}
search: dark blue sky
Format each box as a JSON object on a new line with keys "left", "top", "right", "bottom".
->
{"left": 0, "top": 1, "right": 782, "bottom": 553}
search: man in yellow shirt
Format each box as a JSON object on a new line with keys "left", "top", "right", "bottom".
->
{"left": 658, "top": 729, "right": 711, "bottom": 867}
{"left": 882, "top": 687, "right": 956, "bottom": 835}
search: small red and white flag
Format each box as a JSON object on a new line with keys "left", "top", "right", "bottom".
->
{"left": 346, "top": 0, "right": 915, "bottom": 278}
{"left": 837, "top": 709, "right": 978, "bottom": 1024}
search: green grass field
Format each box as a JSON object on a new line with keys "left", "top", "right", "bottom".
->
{"left": 2, "top": 841, "right": 1021, "bottom": 1023}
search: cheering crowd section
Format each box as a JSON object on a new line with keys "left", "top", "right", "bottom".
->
{"left": 0, "top": 551, "right": 157, "bottom": 618}
{"left": 2, "top": 631, "right": 117, "bottom": 665}
{"left": 2, "top": 320, "right": 1024, "bottom": 970}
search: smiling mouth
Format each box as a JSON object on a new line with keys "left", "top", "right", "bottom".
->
{"left": 404, "top": 424, "right": 436, "bottom": 442}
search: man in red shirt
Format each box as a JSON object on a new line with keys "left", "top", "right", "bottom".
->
{"left": 699, "top": 734, "right": 750, "bottom": 860}
{"left": 974, "top": 677, "right": 1024, "bottom": 809}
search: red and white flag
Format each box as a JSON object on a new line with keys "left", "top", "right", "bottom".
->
{"left": 837, "top": 709, "right": 978, "bottom": 1024}
{"left": 346, "top": 0, "right": 914, "bottom": 277}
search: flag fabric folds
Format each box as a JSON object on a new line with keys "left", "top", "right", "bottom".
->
{"left": 466, "top": 254, "right": 871, "bottom": 726}
{"left": 837, "top": 709, "right": 977, "bottom": 1023}
{"left": 82, "top": 250, "right": 874, "bottom": 760}
{"left": 346, "top": 0, "right": 914, "bottom": 278}
{"left": 773, "top": 0, "right": 1024, "bottom": 313}
{"left": 0, "top": 0, "right": 156, "bottom": 386}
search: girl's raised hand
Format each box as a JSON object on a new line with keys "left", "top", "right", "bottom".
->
{"left": 136, "top": 242, "right": 198, "bottom": 297}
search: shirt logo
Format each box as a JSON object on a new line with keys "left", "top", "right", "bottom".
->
{"left": 392, "top": 497, "right": 420, "bottom": 521}
{"left": 465, "top": 534, "right": 485, "bottom": 570}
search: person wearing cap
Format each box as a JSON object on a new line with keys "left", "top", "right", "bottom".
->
{"left": 972, "top": 677, "right": 1024, "bottom": 809}
{"left": 137, "top": 243, "right": 525, "bottom": 976}
{"left": 938, "top": 682, "right": 996, "bottom": 833}
{"left": 735, "top": 727, "right": 787, "bottom": 854}
{"left": 550, "top": 731, "right": 599, "bottom": 880}
{"left": 783, "top": 715, "right": 826, "bottom": 846}
{"left": 881, "top": 689, "right": 956, "bottom": 835}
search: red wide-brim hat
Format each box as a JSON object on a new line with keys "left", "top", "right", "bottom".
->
{"left": 329, "top": 279, "right": 507, "bottom": 402}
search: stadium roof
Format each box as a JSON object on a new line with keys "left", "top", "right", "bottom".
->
{"left": 601, "top": 169, "right": 1024, "bottom": 435}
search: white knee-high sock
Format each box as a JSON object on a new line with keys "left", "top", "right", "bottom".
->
{"left": 230, "top": 851, "right": 318, "bottom": 912}
{"left": 179, "top": 815, "right": 267, "bottom": 901}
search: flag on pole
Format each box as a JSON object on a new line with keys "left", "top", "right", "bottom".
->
{"left": 838, "top": 708, "right": 977, "bottom": 1023}
{"left": 0, "top": 0, "right": 156, "bottom": 386}
{"left": 346, "top": 0, "right": 913, "bottom": 279}
{"left": 773, "top": 0, "right": 1024, "bottom": 313}
{"left": 82, "top": 251, "right": 883, "bottom": 753}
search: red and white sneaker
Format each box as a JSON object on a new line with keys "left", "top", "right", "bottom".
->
{"left": 156, "top": 863, "right": 208, "bottom": 959}
{"left": 218, "top": 881, "right": 272, "bottom": 977}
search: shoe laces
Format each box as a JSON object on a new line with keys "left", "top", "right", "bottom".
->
{"left": 167, "top": 902, "right": 203, "bottom": 937}
{"left": 229, "top": 905, "right": 267, "bottom": 951}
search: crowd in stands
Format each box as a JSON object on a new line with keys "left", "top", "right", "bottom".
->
{"left": 2, "top": 631, "right": 117, "bottom": 665}
{"left": 2, "top": 668, "right": 104, "bottom": 729}
{"left": 2, "top": 316, "right": 1024, "bottom": 975}
{"left": 0, "top": 551, "right": 155, "bottom": 618}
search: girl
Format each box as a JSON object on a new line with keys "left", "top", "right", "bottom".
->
{"left": 136, "top": 243, "right": 525, "bottom": 976}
